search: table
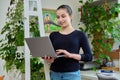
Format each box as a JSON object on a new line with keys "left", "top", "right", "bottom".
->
{"left": 81, "top": 70, "right": 120, "bottom": 80}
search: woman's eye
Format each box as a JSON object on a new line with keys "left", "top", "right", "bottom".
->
{"left": 57, "top": 16, "right": 60, "bottom": 19}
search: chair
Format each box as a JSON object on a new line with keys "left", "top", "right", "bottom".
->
{"left": 96, "top": 73, "right": 118, "bottom": 80}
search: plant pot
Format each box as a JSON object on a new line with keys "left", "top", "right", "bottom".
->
{"left": 0, "top": 75, "right": 4, "bottom": 80}
{"left": 101, "top": 67, "right": 119, "bottom": 71}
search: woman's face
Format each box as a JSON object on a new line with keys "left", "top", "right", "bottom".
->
{"left": 56, "top": 8, "right": 72, "bottom": 28}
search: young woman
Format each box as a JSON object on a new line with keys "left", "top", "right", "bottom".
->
{"left": 43, "top": 4, "right": 92, "bottom": 80}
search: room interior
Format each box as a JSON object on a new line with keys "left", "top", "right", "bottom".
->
{"left": 0, "top": 0, "right": 120, "bottom": 80}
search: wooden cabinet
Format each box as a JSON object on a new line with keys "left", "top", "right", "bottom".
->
{"left": 106, "top": 49, "right": 120, "bottom": 59}
{"left": 104, "top": 49, "right": 120, "bottom": 71}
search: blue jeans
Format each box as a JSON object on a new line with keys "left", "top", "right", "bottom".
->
{"left": 50, "top": 70, "right": 81, "bottom": 80}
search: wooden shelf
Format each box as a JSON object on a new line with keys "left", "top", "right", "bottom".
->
{"left": 106, "top": 49, "right": 120, "bottom": 59}
{"left": 102, "top": 67, "right": 119, "bottom": 71}
{"left": 95, "top": 49, "right": 120, "bottom": 59}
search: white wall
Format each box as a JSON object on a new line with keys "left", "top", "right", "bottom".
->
{"left": 0, "top": 0, "right": 10, "bottom": 41}
{"left": 0, "top": 1, "right": 10, "bottom": 80}
{"left": 41, "top": 0, "right": 81, "bottom": 29}
{"left": 0, "top": 0, "right": 10, "bottom": 31}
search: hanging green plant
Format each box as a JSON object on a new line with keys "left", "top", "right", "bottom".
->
{"left": 78, "top": 0, "right": 120, "bottom": 65}
{"left": 0, "top": 0, "right": 44, "bottom": 79}
{"left": 0, "top": 0, "right": 24, "bottom": 73}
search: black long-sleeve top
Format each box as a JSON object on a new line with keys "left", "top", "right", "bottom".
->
{"left": 49, "top": 30, "right": 92, "bottom": 72}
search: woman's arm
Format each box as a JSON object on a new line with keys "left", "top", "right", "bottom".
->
{"left": 56, "top": 49, "right": 81, "bottom": 61}
{"left": 80, "top": 32, "right": 93, "bottom": 61}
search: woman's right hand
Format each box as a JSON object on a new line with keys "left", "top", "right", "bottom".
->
{"left": 42, "top": 56, "right": 55, "bottom": 63}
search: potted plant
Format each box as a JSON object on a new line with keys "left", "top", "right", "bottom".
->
{"left": 0, "top": 0, "right": 44, "bottom": 79}
{"left": 0, "top": 0, "right": 24, "bottom": 73}
{"left": 78, "top": 0, "right": 120, "bottom": 65}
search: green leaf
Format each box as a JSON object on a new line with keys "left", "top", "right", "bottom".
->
{"left": 79, "top": 0, "right": 83, "bottom": 3}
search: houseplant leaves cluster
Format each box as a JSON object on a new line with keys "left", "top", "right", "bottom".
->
{"left": 78, "top": 0, "right": 120, "bottom": 65}
{"left": 0, "top": 0, "right": 44, "bottom": 79}
{"left": 0, "top": 0, "right": 24, "bottom": 72}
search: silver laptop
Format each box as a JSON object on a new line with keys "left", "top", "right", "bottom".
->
{"left": 25, "top": 36, "right": 65, "bottom": 58}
